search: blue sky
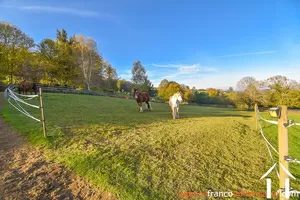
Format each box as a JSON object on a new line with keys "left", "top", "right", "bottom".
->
{"left": 1, "top": 0, "right": 300, "bottom": 89}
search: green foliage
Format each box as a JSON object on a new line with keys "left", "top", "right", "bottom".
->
{"left": 0, "top": 20, "right": 118, "bottom": 91}
{"left": 0, "top": 21, "right": 35, "bottom": 83}
{"left": 131, "top": 60, "right": 146, "bottom": 84}
{"left": 207, "top": 88, "right": 219, "bottom": 97}
{"left": 265, "top": 75, "right": 299, "bottom": 106}
{"left": 158, "top": 79, "right": 169, "bottom": 88}
{"left": 158, "top": 81, "right": 184, "bottom": 101}
{"left": 119, "top": 80, "right": 133, "bottom": 93}
{"left": 131, "top": 60, "right": 153, "bottom": 93}
{"left": 229, "top": 76, "right": 300, "bottom": 108}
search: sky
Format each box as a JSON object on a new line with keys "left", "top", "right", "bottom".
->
{"left": 1, "top": 0, "right": 300, "bottom": 89}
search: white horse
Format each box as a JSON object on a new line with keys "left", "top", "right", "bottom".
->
{"left": 169, "top": 92, "right": 183, "bottom": 119}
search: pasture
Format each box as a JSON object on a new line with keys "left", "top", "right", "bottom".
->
{"left": 2, "top": 93, "right": 300, "bottom": 199}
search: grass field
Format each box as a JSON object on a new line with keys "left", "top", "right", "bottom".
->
{"left": 1, "top": 93, "right": 300, "bottom": 199}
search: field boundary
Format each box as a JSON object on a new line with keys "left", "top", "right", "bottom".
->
{"left": 36, "top": 84, "right": 168, "bottom": 103}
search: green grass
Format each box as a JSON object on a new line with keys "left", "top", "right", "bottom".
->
{"left": 1, "top": 93, "right": 300, "bottom": 199}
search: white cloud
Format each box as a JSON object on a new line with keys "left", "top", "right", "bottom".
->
{"left": 1, "top": 5, "right": 113, "bottom": 19}
{"left": 213, "top": 51, "right": 276, "bottom": 58}
{"left": 20, "top": 6, "right": 100, "bottom": 17}
{"left": 174, "top": 65, "right": 300, "bottom": 90}
{"left": 156, "top": 63, "right": 217, "bottom": 79}
{"left": 149, "top": 62, "right": 300, "bottom": 90}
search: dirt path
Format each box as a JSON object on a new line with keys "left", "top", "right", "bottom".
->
{"left": 0, "top": 93, "right": 117, "bottom": 200}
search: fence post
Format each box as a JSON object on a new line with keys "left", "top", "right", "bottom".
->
{"left": 278, "top": 105, "right": 288, "bottom": 200}
{"left": 254, "top": 103, "right": 258, "bottom": 131}
{"left": 39, "top": 88, "right": 47, "bottom": 138}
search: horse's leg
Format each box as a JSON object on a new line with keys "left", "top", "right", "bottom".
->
{"left": 148, "top": 101, "right": 153, "bottom": 111}
{"left": 173, "top": 107, "right": 176, "bottom": 119}
{"left": 145, "top": 101, "right": 152, "bottom": 111}
{"left": 145, "top": 101, "right": 149, "bottom": 110}
{"left": 143, "top": 102, "right": 147, "bottom": 110}
{"left": 139, "top": 102, "right": 143, "bottom": 112}
{"left": 176, "top": 107, "right": 179, "bottom": 118}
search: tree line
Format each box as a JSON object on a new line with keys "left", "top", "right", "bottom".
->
{"left": 1, "top": 21, "right": 299, "bottom": 108}
{"left": 229, "top": 76, "right": 300, "bottom": 108}
{"left": 157, "top": 76, "right": 300, "bottom": 108}
{"left": 0, "top": 21, "right": 153, "bottom": 94}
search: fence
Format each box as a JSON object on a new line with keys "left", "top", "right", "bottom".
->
{"left": 255, "top": 104, "right": 300, "bottom": 199}
{"left": 36, "top": 84, "right": 167, "bottom": 103}
{"left": 37, "top": 84, "right": 135, "bottom": 99}
{"left": 4, "top": 85, "right": 47, "bottom": 137}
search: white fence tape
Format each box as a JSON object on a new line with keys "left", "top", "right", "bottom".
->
{"left": 258, "top": 120, "right": 279, "bottom": 154}
{"left": 8, "top": 89, "right": 39, "bottom": 109}
{"left": 7, "top": 98, "right": 41, "bottom": 122}
{"left": 4, "top": 86, "right": 41, "bottom": 123}
{"left": 12, "top": 92, "right": 38, "bottom": 98}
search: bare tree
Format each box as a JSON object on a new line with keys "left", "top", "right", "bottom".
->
{"left": 75, "top": 35, "right": 102, "bottom": 90}
{"left": 237, "top": 76, "right": 262, "bottom": 109}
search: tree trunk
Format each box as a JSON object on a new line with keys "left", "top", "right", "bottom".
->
{"left": 247, "top": 103, "right": 251, "bottom": 111}
{"left": 86, "top": 81, "right": 90, "bottom": 91}
{"left": 10, "top": 72, "right": 13, "bottom": 84}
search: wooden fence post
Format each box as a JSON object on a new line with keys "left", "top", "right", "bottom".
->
{"left": 39, "top": 88, "right": 47, "bottom": 138}
{"left": 278, "top": 105, "right": 288, "bottom": 199}
{"left": 254, "top": 103, "right": 258, "bottom": 131}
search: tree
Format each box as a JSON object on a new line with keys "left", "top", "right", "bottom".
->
{"left": 227, "top": 91, "right": 246, "bottom": 108}
{"left": 158, "top": 81, "right": 184, "bottom": 101}
{"left": 103, "top": 61, "right": 118, "bottom": 90}
{"left": 194, "top": 91, "right": 209, "bottom": 104}
{"left": 228, "top": 87, "right": 234, "bottom": 93}
{"left": 0, "top": 21, "right": 35, "bottom": 83}
{"left": 159, "top": 79, "right": 169, "bottom": 88}
{"left": 207, "top": 88, "right": 219, "bottom": 97}
{"left": 140, "top": 77, "right": 154, "bottom": 93}
{"left": 55, "top": 29, "right": 78, "bottom": 85}
{"left": 237, "top": 77, "right": 258, "bottom": 90}
{"left": 38, "top": 38, "right": 59, "bottom": 84}
{"left": 265, "top": 75, "right": 297, "bottom": 105}
{"left": 131, "top": 60, "right": 147, "bottom": 84}
{"left": 74, "top": 35, "right": 102, "bottom": 90}
{"left": 39, "top": 39, "right": 58, "bottom": 59}
{"left": 131, "top": 60, "right": 153, "bottom": 92}
{"left": 119, "top": 80, "right": 133, "bottom": 93}
{"left": 237, "top": 76, "right": 262, "bottom": 109}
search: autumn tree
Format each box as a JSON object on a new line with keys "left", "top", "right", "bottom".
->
{"left": 74, "top": 35, "right": 103, "bottom": 90}
{"left": 103, "top": 61, "right": 118, "bottom": 90}
{"left": 55, "top": 29, "right": 78, "bottom": 85}
{"left": 159, "top": 79, "right": 169, "bottom": 88}
{"left": 158, "top": 81, "right": 184, "bottom": 101}
{"left": 37, "top": 29, "right": 79, "bottom": 85}
{"left": 265, "top": 75, "right": 298, "bottom": 106}
{"left": 237, "top": 76, "right": 262, "bottom": 109}
{"left": 0, "top": 21, "right": 35, "bottom": 83}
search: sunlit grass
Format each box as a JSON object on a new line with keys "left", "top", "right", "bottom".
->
{"left": 1, "top": 93, "right": 300, "bottom": 199}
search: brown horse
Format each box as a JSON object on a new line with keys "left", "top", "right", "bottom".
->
{"left": 133, "top": 88, "right": 153, "bottom": 112}
{"left": 18, "top": 81, "right": 38, "bottom": 95}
